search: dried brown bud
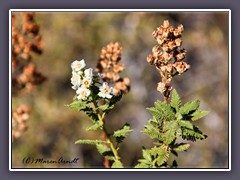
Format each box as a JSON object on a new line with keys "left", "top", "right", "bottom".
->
{"left": 173, "top": 29, "right": 181, "bottom": 37}
{"left": 156, "top": 36, "right": 164, "bottom": 45}
{"left": 162, "top": 28, "right": 169, "bottom": 38}
{"left": 177, "top": 24, "right": 184, "bottom": 33}
{"left": 168, "top": 41, "right": 176, "bottom": 51}
{"left": 163, "top": 52, "right": 173, "bottom": 62}
{"left": 152, "top": 30, "right": 158, "bottom": 38}
{"left": 176, "top": 49, "right": 187, "bottom": 61}
{"left": 152, "top": 45, "right": 160, "bottom": 57}
{"left": 123, "top": 77, "right": 130, "bottom": 86}
{"left": 163, "top": 20, "right": 170, "bottom": 28}
{"left": 173, "top": 61, "right": 190, "bottom": 74}
{"left": 147, "top": 54, "right": 155, "bottom": 65}
{"left": 162, "top": 44, "right": 169, "bottom": 52}
{"left": 157, "top": 82, "right": 166, "bottom": 94}
{"left": 175, "top": 38, "right": 182, "bottom": 47}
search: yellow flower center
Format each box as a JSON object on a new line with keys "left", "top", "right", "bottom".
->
{"left": 83, "top": 80, "right": 90, "bottom": 86}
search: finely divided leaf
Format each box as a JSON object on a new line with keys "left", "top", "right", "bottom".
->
{"left": 191, "top": 110, "right": 209, "bottom": 121}
{"left": 111, "top": 160, "right": 124, "bottom": 168}
{"left": 141, "top": 124, "right": 163, "bottom": 140}
{"left": 135, "top": 162, "right": 151, "bottom": 168}
{"left": 66, "top": 100, "right": 87, "bottom": 112}
{"left": 142, "top": 148, "right": 152, "bottom": 162}
{"left": 113, "top": 124, "right": 133, "bottom": 138}
{"left": 86, "top": 122, "right": 103, "bottom": 131}
{"left": 173, "top": 143, "right": 190, "bottom": 152}
{"left": 135, "top": 148, "right": 153, "bottom": 168}
{"left": 147, "top": 107, "right": 164, "bottom": 120}
{"left": 98, "top": 104, "right": 114, "bottom": 112}
{"left": 85, "top": 110, "right": 98, "bottom": 122}
{"left": 181, "top": 126, "right": 207, "bottom": 141}
{"left": 154, "top": 100, "right": 175, "bottom": 120}
{"left": 178, "top": 120, "right": 193, "bottom": 129}
{"left": 75, "top": 139, "right": 108, "bottom": 145}
{"left": 150, "top": 146, "right": 170, "bottom": 166}
{"left": 96, "top": 144, "right": 114, "bottom": 160}
{"left": 170, "top": 89, "right": 181, "bottom": 110}
{"left": 179, "top": 100, "right": 200, "bottom": 115}
{"left": 163, "top": 121, "right": 178, "bottom": 145}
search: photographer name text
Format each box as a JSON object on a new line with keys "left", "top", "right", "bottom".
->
{"left": 22, "top": 157, "right": 79, "bottom": 165}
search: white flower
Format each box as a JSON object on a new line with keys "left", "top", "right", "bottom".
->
{"left": 81, "top": 77, "right": 92, "bottom": 88}
{"left": 76, "top": 87, "right": 91, "bottom": 100}
{"left": 75, "top": 70, "right": 83, "bottom": 76}
{"left": 71, "top": 72, "right": 81, "bottom": 87}
{"left": 98, "top": 82, "right": 113, "bottom": 99}
{"left": 72, "top": 85, "right": 78, "bottom": 90}
{"left": 84, "top": 68, "right": 93, "bottom": 78}
{"left": 71, "top": 59, "right": 86, "bottom": 72}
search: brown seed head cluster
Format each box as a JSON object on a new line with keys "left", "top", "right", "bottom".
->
{"left": 147, "top": 20, "right": 190, "bottom": 101}
{"left": 96, "top": 42, "right": 130, "bottom": 96}
{"left": 12, "top": 12, "right": 45, "bottom": 95}
{"left": 12, "top": 105, "right": 30, "bottom": 142}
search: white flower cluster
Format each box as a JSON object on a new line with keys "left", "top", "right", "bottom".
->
{"left": 71, "top": 59, "right": 113, "bottom": 100}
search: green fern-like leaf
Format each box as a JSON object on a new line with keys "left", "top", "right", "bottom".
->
{"left": 149, "top": 117, "right": 161, "bottom": 126}
{"left": 66, "top": 100, "right": 87, "bottom": 112}
{"left": 113, "top": 124, "right": 133, "bottom": 138}
{"left": 173, "top": 143, "right": 190, "bottom": 152}
{"left": 135, "top": 148, "right": 153, "bottom": 168}
{"left": 95, "top": 144, "right": 114, "bottom": 160}
{"left": 150, "top": 146, "right": 170, "bottom": 166}
{"left": 135, "top": 162, "right": 151, "bottom": 168}
{"left": 191, "top": 110, "right": 209, "bottom": 121}
{"left": 98, "top": 104, "right": 114, "bottom": 112}
{"left": 163, "top": 121, "right": 178, "bottom": 145}
{"left": 170, "top": 89, "right": 181, "bottom": 110}
{"left": 86, "top": 121, "right": 103, "bottom": 131}
{"left": 178, "top": 120, "right": 193, "bottom": 129}
{"left": 181, "top": 126, "right": 207, "bottom": 141}
{"left": 75, "top": 139, "right": 108, "bottom": 145}
{"left": 142, "top": 148, "right": 152, "bottom": 162}
{"left": 147, "top": 100, "right": 175, "bottom": 122}
{"left": 111, "top": 160, "right": 124, "bottom": 168}
{"left": 85, "top": 110, "right": 98, "bottom": 122}
{"left": 147, "top": 107, "right": 164, "bottom": 121}
{"left": 141, "top": 124, "right": 163, "bottom": 140}
{"left": 179, "top": 100, "right": 200, "bottom": 115}
{"left": 154, "top": 100, "right": 175, "bottom": 120}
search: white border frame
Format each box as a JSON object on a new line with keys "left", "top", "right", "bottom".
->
{"left": 9, "top": 9, "right": 231, "bottom": 172}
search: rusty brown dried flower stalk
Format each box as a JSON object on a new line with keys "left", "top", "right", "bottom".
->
{"left": 12, "top": 12, "right": 45, "bottom": 95}
{"left": 12, "top": 12, "right": 45, "bottom": 142}
{"left": 147, "top": 20, "right": 190, "bottom": 103}
{"left": 96, "top": 42, "right": 130, "bottom": 96}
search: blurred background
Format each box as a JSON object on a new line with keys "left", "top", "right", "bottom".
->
{"left": 12, "top": 11, "right": 229, "bottom": 168}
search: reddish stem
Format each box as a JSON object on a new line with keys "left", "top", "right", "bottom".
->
{"left": 102, "top": 131, "right": 110, "bottom": 168}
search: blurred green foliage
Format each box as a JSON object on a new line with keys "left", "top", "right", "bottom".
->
{"left": 12, "top": 11, "right": 229, "bottom": 168}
